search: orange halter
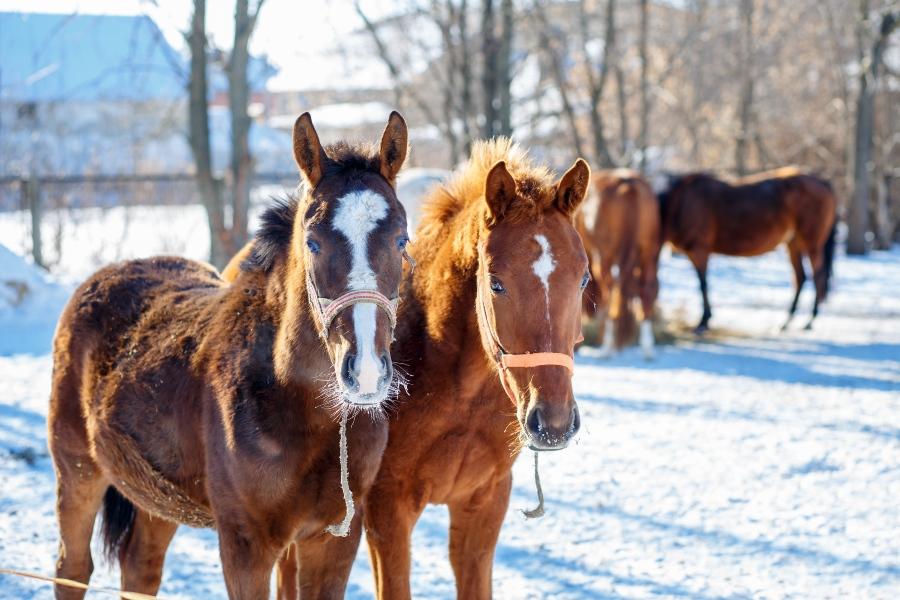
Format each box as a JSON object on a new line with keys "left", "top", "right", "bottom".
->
{"left": 475, "top": 243, "right": 582, "bottom": 405}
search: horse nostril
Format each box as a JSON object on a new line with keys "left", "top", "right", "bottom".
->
{"left": 341, "top": 352, "right": 358, "bottom": 391}
{"left": 379, "top": 352, "right": 393, "bottom": 385}
{"left": 525, "top": 406, "right": 545, "bottom": 437}
{"left": 569, "top": 405, "right": 581, "bottom": 437}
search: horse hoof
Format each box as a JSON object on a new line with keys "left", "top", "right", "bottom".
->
{"left": 694, "top": 325, "right": 708, "bottom": 335}
{"left": 803, "top": 321, "right": 814, "bottom": 331}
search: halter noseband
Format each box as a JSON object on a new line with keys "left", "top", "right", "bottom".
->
{"left": 306, "top": 271, "right": 399, "bottom": 336}
{"left": 476, "top": 243, "right": 582, "bottom": 405}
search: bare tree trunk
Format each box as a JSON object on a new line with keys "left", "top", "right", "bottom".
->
{"left": 25, "top": 177, "right": 44, "bottom": 269}
{"left": 735, "top": 0, "right": 754, "bottom": 176}
{"left": 228, "top": 0, "right": 262, "bottom": 259}
{"left": 533, "top": 1, "right": 585, "bottom": 157}
{"left": 638, "top": 0, "right": 649, "bottom": 172}
{"left": 498, "top": 0, "right": 513, "bottom": 136}
{"left": 848, "top": 5, "right": 898, "bottom": 255}
{"left": 457, "top": 0, "right": 475, "bottom": 152}
{"left": 481, "top": 0, "right": 498, "bottom": 138}
{"left": 188, "top": 0, "right": 226, "bottom": 267}
{"left": 580, "top": 0, "right": 617, "bottom": 168}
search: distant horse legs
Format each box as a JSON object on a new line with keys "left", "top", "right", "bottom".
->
{"left": 687, "top": 250, "right": 712, "bottom": 332}
{"left": 596, "top": 258, "right": 616, "bottom": 357}
{"left": 638, "top": 255, "right": 659, "bottom": 359}
{"left": 119, "top": 509, "right": 178, "bottom": 595}
{"left": 807, "top": 246, "right": 827, "bottom": 330}
{"left": 782, "top": 239, "right": 807, "bottom": 331}
{"left": 448, "top": 475, "right": 511, "bottom": 600}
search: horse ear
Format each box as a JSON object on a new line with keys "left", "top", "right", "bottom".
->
{"left": 484, "top": 161, "right": 517, "bottom": 227}
{"left": 379, "top": 111, "right": 408, "bottom": 184}
{"left": 555, "top": 159, "right": 591, "bottom": 216}
{"left": 293, "top": 112, "right": 328, "bottom": 188}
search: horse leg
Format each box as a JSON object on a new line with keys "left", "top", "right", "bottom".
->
{"left": 638, "top": 258, "right": 659, "bottom": 360}
{"left": 597, "top": 260, "right": 616, "bottom": 358}
{"left": 688, "top": 250, "right": 712, "bottom": 332}
{"left": 51, "top": 457, "right": 107, "bottom": 600}
{"left": 364, "top": 489, "right": 422, "bottom": 600}
{"left": 806, "top": 246, "right": 827, "bottom": 330}
{"left": 216, "top": 519, "right": 281, "bottom": 600}
{"left": 782, "top": 240, "right": 806, "bottom": 331}
{"left": 292, "top": 514, "right": 364, "bottom": 600}
{"left": 119, "top": 510, "right": 178, "bottom": 595}
{"left": 447, "top": 475, "right": 511, "bottom": 600}
{"left": 275, "top": 543, "right": 299, "bottom": 600}
{"left": 48, "top": 363, "right": 107, "bottom": 600}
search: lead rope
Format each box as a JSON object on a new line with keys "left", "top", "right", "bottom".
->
{"left": 0, "top": 568, "right": 161, "bottom": 599}
{"left": 326, "top": 410, "right": 354, "bottom": 537}
{"left": 522, "top": 450, "right": 545, "bottom": 519}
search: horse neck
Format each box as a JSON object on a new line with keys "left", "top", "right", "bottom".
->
{"left": 260, "top": 252, "right": 334, "bottom": 395}
{"left": 408, "top": 217, "right": 494, "bottom": 389}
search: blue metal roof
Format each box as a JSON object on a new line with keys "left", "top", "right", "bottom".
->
{"left": 0, "top": 12, "right": 186, "bottom": 101}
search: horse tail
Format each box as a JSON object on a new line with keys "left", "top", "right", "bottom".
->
{"left": 100, "top": 486, "right": 136, "bottom": 563}
{"left": 821, "top": 220, "right": 837, "bottom": 300}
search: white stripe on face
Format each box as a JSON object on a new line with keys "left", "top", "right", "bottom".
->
{"left": 333, "top": 190, "right": 389, "bottom": 398}
{"left": 533, "top": 234, "right": 556, "bottom": 348}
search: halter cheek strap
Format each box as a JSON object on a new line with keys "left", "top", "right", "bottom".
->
{"left": 306, "top": 272, "right": 399, "bottom": 336}
{"left": 476, "top": 244, "right": 582, "bottom": 405}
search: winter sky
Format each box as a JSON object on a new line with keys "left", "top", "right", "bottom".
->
{"left": 0, "top": 0, "right": 394, "bottom": 90}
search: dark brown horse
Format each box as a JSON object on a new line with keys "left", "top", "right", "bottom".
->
{"left": 48, "top": 112, "right": 410, "bottom": 599}
{"left": 579, "top": 169, "right": 661, "bottom": 358}
{"left": 659, "top": 168, "right": 837, "bottom": 331}
{"left": 260, "top": 139, "right": 590, "bottom": 599}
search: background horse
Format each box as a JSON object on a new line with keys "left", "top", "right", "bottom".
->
{"left": 579, "top": 169, "right": 661, "bottom": 359}
{"left": 47, "top": 112, "right": 409, "bottom": 599}
{"left": 298, "top": 139, "right": 590, "bottom": 600}
{"left": 659, "top": 168, "right": 837, "bottom": 331}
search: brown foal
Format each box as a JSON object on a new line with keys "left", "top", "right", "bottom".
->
{"left": 48, "top": 111, "right": 410, "bottom": 599}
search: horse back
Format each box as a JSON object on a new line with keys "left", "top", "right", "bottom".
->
{"left": 587, "top": 171, "right": 659, "bottom": 266}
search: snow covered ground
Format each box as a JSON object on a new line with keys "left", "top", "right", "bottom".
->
{"left": 0, "top": 205, "right": 898, "bottom": 598}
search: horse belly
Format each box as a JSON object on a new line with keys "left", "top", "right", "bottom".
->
{"left": 89, "top": 370, "right": 211, "bottom": 522}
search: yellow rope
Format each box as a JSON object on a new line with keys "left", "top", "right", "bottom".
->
{"left": 0, "top": 568, "right": 162, "bottom": 599}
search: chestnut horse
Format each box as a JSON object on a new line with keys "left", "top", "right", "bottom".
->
{"left": 47, "top": 112, "right": 410, "bottom": 599}
{"left": 264, "top": 139, "right": 590, "bottom": 600}
{"left": 659, "top": 168, "right": 837, "bottom": 331}
{"left": 579, "top": 169, "right": 661, "bottom": 359}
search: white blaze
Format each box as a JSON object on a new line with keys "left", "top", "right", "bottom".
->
{"left": 333, "top": 190, "right": 389, "bottom": 400}
{"left": 532, "top": 234, "right": 556, "bottom": 347}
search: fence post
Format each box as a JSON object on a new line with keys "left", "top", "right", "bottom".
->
{"left": 24, "top": 177, "right": 44, "bottom": 269}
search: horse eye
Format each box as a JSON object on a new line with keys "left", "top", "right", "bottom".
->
{"left": 490, "top": 277, "right": 506, "bottom": 294}
{"left": 397, "top": 235, "right": 409, "bottom": 250}
{"left": 580, "top": 272, "right": 590, "bottom": 289}
{"left": 306, "top": 239, "right": 321, "bottom": 255}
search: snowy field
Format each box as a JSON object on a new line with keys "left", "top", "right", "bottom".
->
{"left": 0, "top": 203, "right": 898, "bottom": 599}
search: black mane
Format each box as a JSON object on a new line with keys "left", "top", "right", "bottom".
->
{"left": 244, "top": 142, "right": 383, "bottom": 273}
